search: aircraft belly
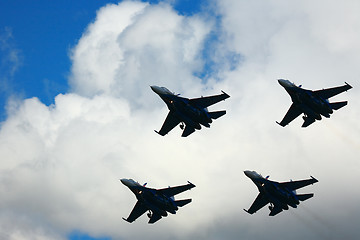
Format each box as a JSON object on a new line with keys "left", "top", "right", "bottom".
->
{"left": 299, "top": 104, "right": 321, "bottom": 120}
{"left": 266, "top": 192, "right": 288, "bottom": 211}
{"left": 144, "top": 199, "right": 167, "bottom": 217}
{"left": 176, "top": 111, "right": 201, "bottom": 130}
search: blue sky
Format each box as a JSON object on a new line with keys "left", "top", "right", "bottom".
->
{"left": 0, "top": 0, "right": 205, "bottom": 121}
{"left": 1, "top": 0, "right": 111, "bottom": 119}
{"left": 68, "top": 231, "right": 111, "bottom": 240}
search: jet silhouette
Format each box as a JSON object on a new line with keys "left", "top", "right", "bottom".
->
{"left": 121, "top": 179, "right": 195, "bottom": 223}
{"left": 244, "top": 171, "right": 318, "bottom": 216}
{"left": 151, "top": 86, "right": 230, "bottom": 137}
{"left": 277, "top": 79, "right": 352, "bottom": 127}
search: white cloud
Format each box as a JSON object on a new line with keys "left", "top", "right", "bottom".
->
{"left": 69, "top": 1, "right": 212, "bottom": 107}
{"left": 1, "top": 0, "right": 360, "bottom": 240}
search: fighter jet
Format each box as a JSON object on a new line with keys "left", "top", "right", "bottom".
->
{"left": 121, "top": 178, "right": 195, "bottom": 224}
{"left": 277, "top": 79, "right": 352, "bottom": 127}
{"left": 151, "top": 86, "right": 230, "bottom": 137}
{"left": 244, "top": 170, "right": 318, "bottom": 216}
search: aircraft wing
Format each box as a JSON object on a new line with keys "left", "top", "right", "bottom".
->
{"left": 123, "top": 201, "right": 148, "bottom": 223}
{"left": 155, "top": 112, "right": 181, "bottom": 136}
{"left": 244, "top": 193, "right": 269, "bottom": 214}
{"left": 158, "top": 182, "right": 196, "bottom": 198}
{"left": 279, "top": 177, "right": 318, "bottom": 191}
{"left": 277, "top": 103, "right": 302, "bottom": 127}
{"left": 314, "top": 82, "right": 352, "bottom": 99}
{"left": 189, "top": 91, "right": 230, "bottom": 108}
{"left": 269, "top": 205, "right": 283, "bottom": 216}
{"left": 148, "top": 212, "right": 162, "bottom": 224}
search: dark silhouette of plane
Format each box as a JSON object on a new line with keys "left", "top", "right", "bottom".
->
{"left": 151, "top": 86, "right": 230, "bottom": 137}
{"left": 277, "top": 79, "right": 352, "bottom": 127}
{"left": 244, "top": 170, "right": 318, "bottom": 216}
{"left": 121, "top": 178, "right": 195, "bottom": 224}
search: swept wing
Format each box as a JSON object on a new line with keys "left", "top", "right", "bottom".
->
{"left": 158, "top": 182, "right": 195, "bottom": 198}
{"left": 244, "top": 193, "right": 269, "bottom": 214}
{"left": 123, "top": 201, "right": 148, "bottom": 223}
{"left": 277, "top": 103, "right": 302, "bottom": 127}
{"left": 189, "top": 91, "right": 230, "bottom": 108}
{"left": 156, "top": 112, "right": 181, "bottom": 136}
{"left": 314, "top": 82, "right": 352, "bottom": 99}
{"left": 279, "top": 177, "right": 318, "bottom": 191}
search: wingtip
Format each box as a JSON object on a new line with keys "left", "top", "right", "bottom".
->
{"left": 243, "top": 209, "right": 250, "bottom": 214}
{"left": 221, "top": 90, "right": 230, "bottom": 98}
{"left": 122, "top": 217, "right": 130, "bottom": 223}
{"left": 154, "top": 130, "right": 162, "bottom": 136}
{"left": 276, "top": 121, "right": 285, "bottom": 127}
{"left": 345, "top": 82, "right": 353, "bottom": 89}
{"left": 187, "top": 181, "right": 196, "bottom": 188}
{"left": 310, "top": 176, "right": 319, "bottom": 183}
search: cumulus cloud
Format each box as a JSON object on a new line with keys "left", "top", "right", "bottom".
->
{"left": 69, "top": 1, "right": 212, "bottom": 106}
{"left": 1, "top": 0, "right": 360, "bottom": 240}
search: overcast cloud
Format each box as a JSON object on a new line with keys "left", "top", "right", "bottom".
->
{"left": 0, "top": 1, "right": 359, "bottom": 240}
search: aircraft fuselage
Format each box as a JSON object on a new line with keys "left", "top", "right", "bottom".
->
{"left": 244, "top": 171, "right": 299, "bottom": 213}
{"left": 244, "top": 171, "right": 317, "bottom": 216}
{"left": 254, "top": 178, "right": 299, "bottom": 210}
{"left": 166, "top": 96, "right": 212, "bottom": 129}
{"left": 281, "top": 80, "right": 333, "bottom": 119}
{"left": 152, "top": 86, "right": 213, "bottom": 129}
{"left": 138, "top": 190, "right": 178, "bottom": 215}
{"left": 121, "top": 178, "right": 178, "bottom": 218}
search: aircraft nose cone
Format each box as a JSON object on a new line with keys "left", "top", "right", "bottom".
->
{"left": 150, "top": 85, "right": 161, "bottom": 94}
{"left": 244, "top": 170, "right": 252, "bottom": 178}
{"left": 278, "top": 79, "right": 286, "bottom": 86}
{"left": 278, "top": 79, "right": 294, "bottom": 88}
{"left": 120, "top": 178, "right": 132, "bottom": 187}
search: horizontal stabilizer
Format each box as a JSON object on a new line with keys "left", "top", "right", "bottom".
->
{"left": 297, "top": 193, "right": 314, "bottom": 201}
{"left": 302, "top": 117, "right": 315, "bottom": 128}
{"left": 209, "top": 110, "right": 226, "bottom": 119}
{"left": 182, "top": 125, "right": 195, "bottom": 137}
{"left": 330, "top": 101, "right": 347, "bottom": 110}
{"left": 175, "top": 199, "right": 192, "bottom": 207}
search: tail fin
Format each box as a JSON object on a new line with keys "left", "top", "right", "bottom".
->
{"left": 209, "top": 110, "right": 226, "bottom": 119}
{"left": 297, "top": 193, "right": 314, "bottom": 201}
{"left": 175, "top": 199, "right": 192, "bottom": 207}
{"left": 330, "top": 101, "right": 347, "bottom": 110}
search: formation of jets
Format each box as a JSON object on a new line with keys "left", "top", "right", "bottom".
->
{"left": 121, "top": 80, "right": 352, "bottom": 223}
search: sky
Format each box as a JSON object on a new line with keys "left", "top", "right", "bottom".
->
{"left": 0, "top": 0, "right": 359, "bottom": 240}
